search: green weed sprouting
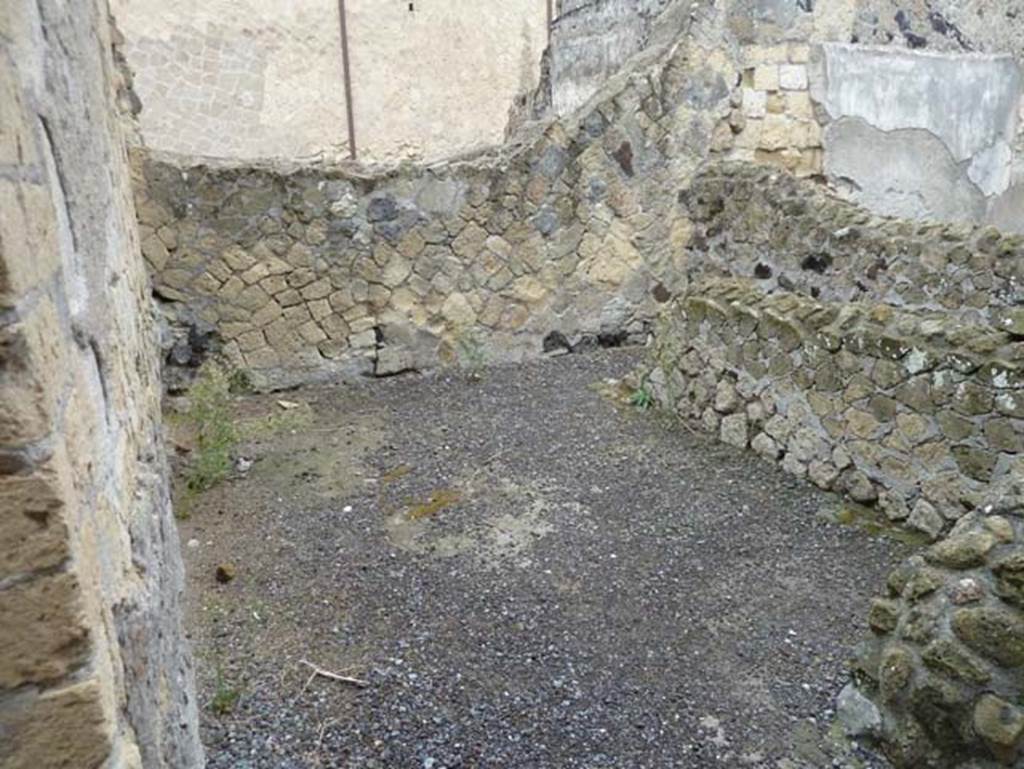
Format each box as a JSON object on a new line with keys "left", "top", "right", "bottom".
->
{"left": 210, "top": 669, "right": 241, "bottom": 716}
{"left": 629, "top": 377, "right": 654, "bottom": 410}
{"left": 455, "top": 330, "right": 488, "bottom": 381}
{"left": 183, "top": 363, "right": 238, "bottom": 493}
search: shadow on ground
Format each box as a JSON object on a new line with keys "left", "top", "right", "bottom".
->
{"left": 176, "top": 349, "right": 902, "bottom": 768}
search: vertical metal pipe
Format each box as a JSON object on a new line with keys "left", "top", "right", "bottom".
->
{"left": 338, "top": 0, "right": 357, "bottom": 160}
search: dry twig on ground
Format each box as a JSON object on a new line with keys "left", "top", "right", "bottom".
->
{"left": 299, "top": 659, "right": 369, "bottom": 692}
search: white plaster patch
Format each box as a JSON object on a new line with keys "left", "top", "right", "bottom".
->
{"left": 742, "top": 88, "right": 768, "bottom": 118}
{"left": 819, "top": 44, "right": 1022, "bottom": 163}
{"left": 904, "top": 348, "right": 930, "bottom": 375}
{"left": 968, "top": 140, "right": 1014, "bottom": 196}
{"left": 779, "top": 64, "right": 808, "bottom": 90}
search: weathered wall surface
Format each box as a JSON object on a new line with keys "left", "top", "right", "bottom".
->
{"left": 812, "top": 44, "right": 1022, "bottom": 223}
{"left": 0, "top": 1, "right": 201, "bottom": 766}
{"left": 133, "top": 3, "right": 742, "bottom": 388}
{"left": 700, "top": 0, "right": 1024, "bottom": 229}
{"left": 712, "top": 41, "right": 1024, "bottom": 228}
{"left": 111, "top": 0, "right": 547, "bottom": 164}
{"left": 115, "top": 0, "right": 1024, "bottom": 227}
{"left": 542, "top": 0, "right": 687, "bottom": 117}
{"left": 109, "top": 0, "right": 349, "bottom": 161}
{"left": 134, "top": 0, "right": 1024, "bottom": 387}
{"left": 346, "top": 0, "right": 547, "bottom": 164}
{"left": 842, "top": 471, "right": 1024, "bottom": 768}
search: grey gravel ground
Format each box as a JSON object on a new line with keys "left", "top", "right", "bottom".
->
{"left": 178, "top": 349, "right": 902, "bottom": 769}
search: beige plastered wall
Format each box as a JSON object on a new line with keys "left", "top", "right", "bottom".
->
{"left": 110, "top": 0, "right": 549, "bottom": 164}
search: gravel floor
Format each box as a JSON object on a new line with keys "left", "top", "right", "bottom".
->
{"left": 177, "top": 349, "right": 903, "bottom": 769}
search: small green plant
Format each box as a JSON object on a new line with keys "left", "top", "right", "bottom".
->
{"left": 183, "top": 362, "right": 238, "bottom": 493}
{"left": 454, "top": 330, "right": 488, "bottom": 381}
{"left": 227, "top": 367, "right": 253, "bottom": 395}
{"left": 210, "top": 669, "right": 241, "bottom": 716}
{"left": 629, "top": 379, "right": 654, "bottom": 410}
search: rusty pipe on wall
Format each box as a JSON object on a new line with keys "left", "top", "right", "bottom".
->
{"left": 337, "top": 0, "right": 357, "bottom": 160}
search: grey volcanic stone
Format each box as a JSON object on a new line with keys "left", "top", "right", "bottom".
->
{"left": 836, "top": 683, "right": 881, "bottom": 738}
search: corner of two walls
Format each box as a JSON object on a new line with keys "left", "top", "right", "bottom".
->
{"left": 132, "top": 7, "right": 738, "bottom": 389}
{"left": 1, "top": 1, "right": 201, "bottom": 766}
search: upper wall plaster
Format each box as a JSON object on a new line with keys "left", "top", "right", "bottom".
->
{"left": 817, "top": 44, "right": 1021, "bottom": 185}
{"left": 110, "top": 0, "right": 548, "bottom": 164}
{"left": 810, "top": 44, "right": 1023, "bottom": 224}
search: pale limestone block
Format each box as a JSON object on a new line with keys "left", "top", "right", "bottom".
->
{"left": 742, "top": 88, "right": 767, "bottom": 119}
{"left": 784, "top": 91, "right": 815, "bottom": 120}
{"left": 788, "top": 44, "right": 811, "bottom": 64}
{"left": 779, "top": 64, "right": 808, "bottom": 90}
{"left": 753, "top": 65, "right": 779, "bottom": 91}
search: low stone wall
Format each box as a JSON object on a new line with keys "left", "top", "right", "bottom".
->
{"left": 842, "top": 470, "right": 1024, "bottom": 767}
{"left": 644, "top": 278, "right": 1023, "bottom": 534}
{"left": 135, "top": 136, "right": 666, "bottom": 387}
{"left": 682, "top": 164, "right": 1024, "bottom": 324}
{"left": 644, "top": 274, "right": 1024, "bottom": 765}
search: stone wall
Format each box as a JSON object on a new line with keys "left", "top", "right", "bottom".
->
{"left": 645, "top": 277, "right": 1022, "bottom": 536}
{"left": 0, "top": 1, "right": 200, "bottom": 766}
{"left": 135, "top": 0, "right": 1024, "bottom": 387}
{"left": 649, "top": 163, "right": 1024, "bottom": 533}
{"left": 842, "top": 469, "right": 1024, "bottom": 767}
{"left": 681, "top": 163, "right": 1024, "bottom": 322}
{"left": 643, "top": 161, "right": 1024, "bottom": 766}
{"left": 133, "top": 4, "right": 741, "bottom": 388}
{"left": 710, "top": 40, "right": 824, "bottom": 178}
{"left": 111, "top": 0, "right": 548, "bottom": 164}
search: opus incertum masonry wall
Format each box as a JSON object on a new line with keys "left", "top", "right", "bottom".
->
{"left": 641, "top": 164, "right": 1024, "bottom": 767}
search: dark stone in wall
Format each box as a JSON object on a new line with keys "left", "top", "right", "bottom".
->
{"left": 543, "top": 330, "right": 572, "bottom": 352}
{"left": 613, "top": 141, "right": 635, "bottom": 176}
{"left": 800, "top": 253, "right": 832, "bottom": 274}
{"left": 367, "top": 195, "right": 400, "bottom": 222}
{"left": 652, "top": 282, "right": 672, "bottom": 303}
